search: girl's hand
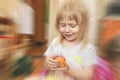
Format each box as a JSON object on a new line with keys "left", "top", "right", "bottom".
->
{"left": 56, "top": 62, "right": 69, "bottom": 72}
{"left": 45, "top": 57, "right": 59, "bottom": 71}
{"left": 53, "top": 56, "right": 69, "bottom": 72}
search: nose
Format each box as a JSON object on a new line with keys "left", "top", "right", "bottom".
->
{"left": 65, "top": 26, "right": 71, "bottom": 32}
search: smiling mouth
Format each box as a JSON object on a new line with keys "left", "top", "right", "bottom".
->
{"left": 65, "top": 34, "right": 73, "bottom": 38}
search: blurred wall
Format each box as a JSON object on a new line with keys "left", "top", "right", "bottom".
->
{"left": 95, "top": 0, "right": 115, "bottom": 44}
{"left": 0, "top": 0, "right": 17, "bottom": 18}
{"left": 47, "top": 0, "right": 59, "bottom": 44}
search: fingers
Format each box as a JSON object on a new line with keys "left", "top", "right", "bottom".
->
{"left": 46, "top": 57, "right": 59, "bottom": 70}
{"left": 45, "top": 56, "right": 69, "bottom": 71}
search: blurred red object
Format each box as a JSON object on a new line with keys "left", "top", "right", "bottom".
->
{"left": 99, "top": 19, "right": 120, "bottom": 45}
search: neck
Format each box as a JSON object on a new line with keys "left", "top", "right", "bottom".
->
{"left": 62, "top": 39, "right": 80, "bottom": 47}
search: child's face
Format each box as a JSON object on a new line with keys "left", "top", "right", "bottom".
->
{"left": 59, "top": 18, "right": 80, "bottom": 42}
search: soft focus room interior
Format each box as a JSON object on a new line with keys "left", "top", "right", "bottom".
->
{"left": 0, "top": 0, "right": 119, "bottom": 80}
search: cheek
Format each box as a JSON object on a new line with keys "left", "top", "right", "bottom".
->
{"left": 59, "top": 27, "right": 64, "bottom": 32}
{"left": 73, "top": 28, "right": 80, "bottom": 33}
{"left": 59, "top": 28, "right": 62, "bottom": 32}
{"left": 73, "top": 25, "right": 80, "bottom": 31}
{"left": 73, "top": 29, "right": 80, "bottom": 37}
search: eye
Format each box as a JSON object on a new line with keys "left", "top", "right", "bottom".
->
{"left": 60, "top": 23, "right": 66, "bottom": 27}
{"left": 70, "top": 24, "right": 76, "bottom": 28}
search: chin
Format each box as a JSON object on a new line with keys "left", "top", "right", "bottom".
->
{"left": 66, "top": 38, "right": 75, "bottom": 41}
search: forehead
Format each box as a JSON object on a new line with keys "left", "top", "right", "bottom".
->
{"left": 60, "top": 13, "right": 77, "bottom": 20}
{"left": 59, "top": 14, "right": 77, "bottom": 23}
{"left": 59, "top": 19, "right": 76, "bottom": 24}
{"left": 57, "top": 11, "right": 81, "bottom": 25}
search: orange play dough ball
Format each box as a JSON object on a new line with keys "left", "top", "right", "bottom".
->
{"left": 54, "top": 56, "right": 65, "bottom": 68}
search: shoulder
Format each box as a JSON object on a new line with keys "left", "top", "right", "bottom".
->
{"left": 51, "top": 38, "right": 59, "bottom": 44}
{"left": 85, "top": 43, "right": 96, "bottom": 50}
{"left": 49, "top": 37, "right": 60, "bottom": 46}
{"left": 83, "top": 43, "right": 97, "bottom": 55}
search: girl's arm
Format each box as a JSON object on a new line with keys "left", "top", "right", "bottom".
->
{"left": 56, "top": 64, "right": 93, "bottom": 80}
{"left": 43, "top": 38, "right": 58, "bottom": 70}
{"left": 44, "top": 57, "right": 50, "bottom": 70}
{"left": 64, "top": 65, "right": 93, "bottom": 80}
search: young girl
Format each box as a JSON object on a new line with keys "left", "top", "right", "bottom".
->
{"left": 43, "top": 0, "right": 97, "bottom": 80}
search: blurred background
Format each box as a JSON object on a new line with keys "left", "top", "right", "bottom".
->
{"left": 0, "top": 0, "right": 119, "bottom": 80}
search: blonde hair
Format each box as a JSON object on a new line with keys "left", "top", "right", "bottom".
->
{"left": 55, "top": 0, "right": 89, "bottom": 48}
